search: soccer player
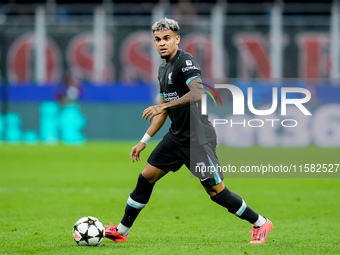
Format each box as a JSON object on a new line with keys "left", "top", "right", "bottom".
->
{"left": 105, "top": 17, "right": 273, "bottom": 244}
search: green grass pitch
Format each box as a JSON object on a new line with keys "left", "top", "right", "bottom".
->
{"left": 0, "top": 142, "right": 339, "bottom": 254}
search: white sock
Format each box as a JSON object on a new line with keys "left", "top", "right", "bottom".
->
{"left": 116, "top": 223, "right": 130, "bottom": 236}
{"left": 253, "top": 215, "right": 266, "bottom": 227}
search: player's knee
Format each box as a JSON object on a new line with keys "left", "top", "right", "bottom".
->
{"left": 141, "top": 164, "right": 167, "bottom": 184}
{"left": 203, "top": 181, "right": 225, "bottom": 196}
{"left": 138, "top": 172, "right": 155, "bottom": 188}
{"left": 141, "top": 171, "right": 155, "bottom": 184}
{"left": 141, "top": 171, "right": 161, "bottom": 184}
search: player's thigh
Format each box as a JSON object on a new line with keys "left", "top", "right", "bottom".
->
{"left": 147, "top": 133, "right": 184, "bottom": 172}
{"left": 188, "top": 141, "right": 224, "bottom": 187}
{"left": 142, "top": 163, "right": 168, "bottom": 184}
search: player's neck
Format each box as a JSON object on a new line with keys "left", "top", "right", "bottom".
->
{"left": 164, "top": 48, "right": 179, "bottom": 64}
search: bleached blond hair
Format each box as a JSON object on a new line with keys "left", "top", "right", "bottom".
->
{"left": 152, "top": 17, "right": 180, "bottom": 34}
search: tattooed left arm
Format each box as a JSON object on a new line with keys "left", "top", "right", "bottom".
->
{"left": 142, "top": 77, "right": 204, "bottom": 122}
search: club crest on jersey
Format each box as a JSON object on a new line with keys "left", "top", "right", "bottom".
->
{"left": 186, "top": 60, "right": 192, "bottom": 66}
{"left": 168, "top": 72, "right": 173, "bottom": 84}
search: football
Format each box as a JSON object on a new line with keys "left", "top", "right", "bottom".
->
{"left": 73, "top": 216, "right": 105, "bottom": 246}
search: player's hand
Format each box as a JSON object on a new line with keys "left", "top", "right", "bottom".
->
{"left": 130, "top": 142, "right": 147, "bottom": 162}
{"left": 142, "top": 104, "right": 166, "bottom": 122}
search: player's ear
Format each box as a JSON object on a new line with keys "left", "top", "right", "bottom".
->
{"left": 175, "top": 35, "right": 180, "bottom": 45}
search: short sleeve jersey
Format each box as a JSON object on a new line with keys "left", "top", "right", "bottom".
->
{"left": 158, "top": 49, "right": 216, "bottom": 146}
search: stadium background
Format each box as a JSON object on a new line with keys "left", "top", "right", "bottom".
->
{"left": 0, "top": 1, "right": 340, "bottom": 254}
{"left": 0, "top": 0, "right": 339, "bottom": 146}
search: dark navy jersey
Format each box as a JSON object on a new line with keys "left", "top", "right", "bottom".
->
{"left": 158, "top": 49, "right": 216, "bottom": 146}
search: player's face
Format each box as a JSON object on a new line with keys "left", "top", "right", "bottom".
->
{"left": 153, "top": 30, "right": 180, "bottom": 63}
